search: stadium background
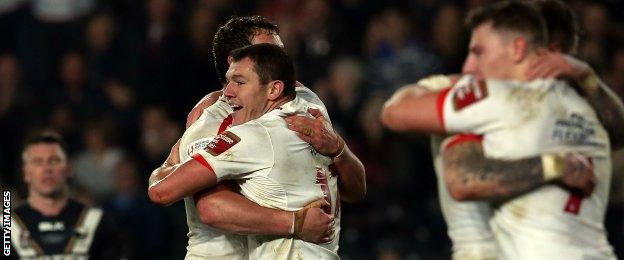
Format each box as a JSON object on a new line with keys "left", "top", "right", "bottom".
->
{"left": 0, "top": 0, "right": 623, "bottom": 259}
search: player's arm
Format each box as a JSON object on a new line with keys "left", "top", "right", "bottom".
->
{"left": 285, "top": 108, "right": 366, "bottom": 202}
{"left": 380, "top": 86, "right": 447, "bottom": 133}
{"left": 148, "top": 138, "right": 182, "bottom": 190}
{"left": 331, "top": 144, "right": 365, "bottom": 202}
{"left": 527, "top": 52, "right": 624, "bottom": 148}
{"left": 186, "top": 90, "right": 223, "bottom": 128}
{"left": 381, "top": 74, "right": 466, "bottom": 134}
{"left": 573, "top": 76, "right": 624, "bottom": 148}
{"left": 148, "top": 152, "right": 218, "bottom": 206}
{"left": 194, "top": 184, "right": 334, "bottom": 243}
{"left": 581, "top": 80, "right": 624, "bottom": 148}
{"left": 441, "top": 138, "right": 595, "bottom": 201}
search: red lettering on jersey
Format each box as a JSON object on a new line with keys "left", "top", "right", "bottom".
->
{"left": 205, "top": 131, "right": 240, "bottom": 156}
{"left": 453, "top": 79, "right": 488, "bottom": 110}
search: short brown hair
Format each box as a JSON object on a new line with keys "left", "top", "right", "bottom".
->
{"left": 230, "top": 43, "right": 296, "bottom": 98}
{"left": 213, "top": 16, "right": 280, "bottom": 85}
{"left": 534, "top": 0, "right": 580, "bottom": 54}
{"left": 466, "top": 0, "right": 548, "bottom": 49}
{"left": 22, "top": 131, "right": 68, "bottom": 163}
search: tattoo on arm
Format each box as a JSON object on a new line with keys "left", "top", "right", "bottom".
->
{"left": 444, "top": 141, "right": 546, "bottom": 201}
{"left": 583, "top": 83, "right": 624, "bottom": 149}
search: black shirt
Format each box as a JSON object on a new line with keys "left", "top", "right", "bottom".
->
{"left": 10, "top": 199, "right": 120, "bottom": 259}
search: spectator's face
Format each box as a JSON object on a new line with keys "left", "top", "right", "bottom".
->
{"left": 224, "top": 58, "right": 270, "bottom": 125}
{"left": 148, "top": 0, "right": 172, "bottom": 22}
{"left": 433, "top": 5, "right": 463, "bottom": 56}
{"left": 87, "top": 15, "right": 114, "bottom": 52}
{"left": 23, "top": 144, "right": 69, "bottom": 198}
{"left": 189, "top": 8, "right": 215, "bottom": 48}
{"left": 114, "top": 160, "right": 139, "bottom": 195}
{"left": 0, "top": 55, "right": 19, "bottom": 87}
{"left": 462, "top": 22, "right": 516, "bottom": 80}
{"left": 60, "top": 53, "right": 85, "bottom": 88}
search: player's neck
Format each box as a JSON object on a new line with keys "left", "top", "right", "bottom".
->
{"left": 265, "top": 96, "right": 293, "bottom": 113}
{"left": 28, "top": 190, "right": 69, "bottom": 217}
{"left": 513, "top": 53, "right": 538, "bottom": 82}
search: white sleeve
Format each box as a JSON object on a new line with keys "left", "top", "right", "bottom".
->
{"left": 416, "top": 74, "right": 452, "bottom": 91}
{"left": 295, "top": 86, "right": 332, "bottom": 124}
{"left": 192, "top": 123, "right": 273, "bottom": 181}
{"left": 440, "top": 76, "right": 509, "bottom": 134}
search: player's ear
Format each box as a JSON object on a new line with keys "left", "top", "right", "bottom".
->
{"left": 267, "top": 80, "right": 285, "bottom": 100}
{"left": 511, "top": 36, "right": 528, "bottom": 63}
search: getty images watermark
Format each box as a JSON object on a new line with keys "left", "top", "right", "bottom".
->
{"left": 2, "top": 190, "right": 10, "bottom": 256}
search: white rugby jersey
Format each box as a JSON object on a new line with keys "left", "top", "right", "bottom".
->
{"left": 192, "top": 95, "right": 340, "bottom": 260}
{"left": 438, "top": 75, "right": 615, "bottom": 259}
{"left": 179, "top": 87, "right": 338, "bottom": 259}
{"left": 179, "top": 96, "right": 246, "bottom": 259}
{"left": 419, "top": 75, "right": 499, "bottom": 259}
{"left": 432, "top": 136, "right": 499, "bottom": 260}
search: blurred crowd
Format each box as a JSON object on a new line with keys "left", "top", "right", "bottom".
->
{"left": 1, "top": 0, "right": 623, "bottom": 259}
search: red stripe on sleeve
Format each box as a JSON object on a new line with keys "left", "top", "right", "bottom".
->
{"left": 443, "top": 133, "right": 483, "bottom": 151}
{"left": 191, "top": 153, "right": 215, "bottom": 173}
{"left": 437, "top": 88, "right": 452, "bottom": 130}
{"left": 218, "top": 115, "right": 233, "bottom": 134}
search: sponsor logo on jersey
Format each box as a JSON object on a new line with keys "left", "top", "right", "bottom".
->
{"left": 187, "top": 138, "right": 212, "bottom": 157}
{"left": 552, "top": 113, "right": 601, "bottom": 146}
{"left": 453, "top": 78, "right": 488, "bottom": 110}
{"left": 205, "top": 131, "right": 240, "bottom": 156}
{"left": 38, "top": 221, "right": 65, "bottom": 232}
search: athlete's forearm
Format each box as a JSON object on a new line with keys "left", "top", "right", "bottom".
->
{"left": 579, "top": 78, "right": 624, "bottom": 149}
{"left": 334, "top": 145, "right": 366, "bottom": 202}
{"left": 442, "top": 141, "right": 546, "bottom": 201}
{"left": 194, "top": 184, "right": 292, "bottom": 235}
{"left": 148, "top": 139, "right": 181, "bottom": 188}
{"left": 148, "top": 157, "right": 218, "bottom": 206}
{"left": 381, "top": 86, "right": 445, "bottom": 133}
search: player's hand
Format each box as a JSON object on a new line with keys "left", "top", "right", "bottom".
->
{"left": 294, "top": 199, "right": 334, "bottom": 243}
{"left": 560, "top": 154, "right": 596, "bottom": 197}
{"left": 284, "top": 108, "right": 344, "bottom": 157}
{"left": 186, "top": 90, "right": 223, "bottom": 128}
{"left": 526, "top": 51, "right": 591, "bottom": 84}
